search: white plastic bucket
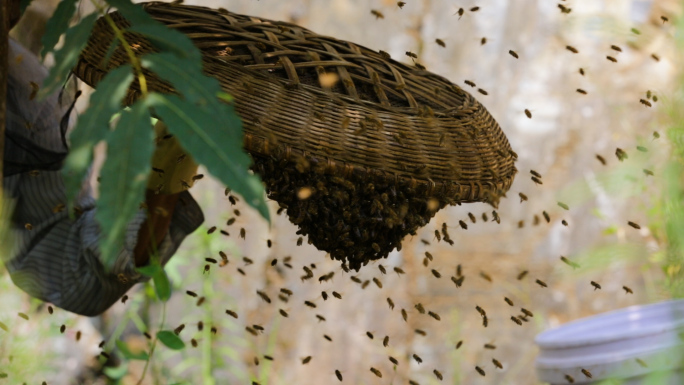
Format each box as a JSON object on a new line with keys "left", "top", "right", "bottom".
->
{"left": 536, "top": 299, "right": 684, "bottom": 384}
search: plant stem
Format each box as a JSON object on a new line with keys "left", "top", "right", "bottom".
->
{"left": 137, "top": 300, "right": 166, "bottom": 385}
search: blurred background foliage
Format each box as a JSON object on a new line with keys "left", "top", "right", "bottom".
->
{"left": 2, "top": 0, "right": 684, "bottom": 384}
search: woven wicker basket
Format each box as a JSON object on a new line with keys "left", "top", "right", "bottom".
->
{"left": 74, "top": 2, "right": 517, "bottom": 270}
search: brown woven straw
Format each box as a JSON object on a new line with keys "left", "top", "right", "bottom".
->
{"left": 74, "top": 2, "right": 517, "bottom": 270}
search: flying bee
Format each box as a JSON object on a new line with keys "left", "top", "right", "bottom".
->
{"left": 378, "top": 265, "right": 387, "bottom": 274}
{"left": 351, "top": 276, "right": 362, "bottom": 284}
{"left": 431, "top": 269, "right": 442, "bottom": 279}
{"left": 606, "top": 56, "right": 617, "bottom": 63}
{"left": 48, "top": 306, "right": 53, "bottom": 314}
{"left": 225, "top": 309, "right": 238, "bottom": 318}
{"left": 324, "top": 335, "right": 333, "bottom": 341}
{"left": 476, "top": 366, "right": 486, "bottom": 376}
{"left": 615, "top": 148, "right": 628, "bottom": 161}
{"left": 228, "top": 195, "right": 237, "bottom": 205}
{"left": 511, "top": 316, "right": 522, "bottom": 325}
{"left": 60, "top": 324, "right": 66, "bottom": 333}
{"left": 482, "top": 212, "right": 488, "bottom": 221}
{"left": 316, "top": 315, "right": 326, "bottom": 322}
{"left": 640, "top": 99, "right": 652, "bottom": 107}
{"left": 383, "top": 335, "right": 390, "bottom": 347}
{"left": 174, "top": 324, "right": 185, "bottom": 335}
{"left": 661, "top": 15, "right": 669, "bottom": 23}
{"left": 322, "top": 291, "right": 328, "bottom": 301}
{"left": 565, "top": 374, "right": 575, "bottom": 383}
{"left": 543, "top": 211, "right": 550, "bottom": 223}
{"left": 521, "top": 308, "right": 534, "bottom": 318}
{"left": 476, "top": 305, "right": 486, "bottom": 317}
{"left": 581, "top": 368, "right": 592, "bottom": 378}
{"left": 434, "top": 369, "right": 443, "bottom": 380}
{"left": 653, "top": 131, "right": 660, "bottom": 140}
{"left": 302, "top": 356, "right": 312, "bottom": 364}
{"left": 530, "top": 170, "right": 542, "bottom": 178}
{"left": 451, "top": 275, "right": 465, "bottom": 287}
{"left": 332, "top": 291, "right": 342, "bottom": 299}
{"left": 566, "top": 45, "right": 578, "bottom": 53}
{"left": 372, "top": 277, "right": 383, "bottom": 288}
{"left": 428, "top": 311, "right": 441, "bottom": 321}
{"left": 389, "top": 356, "right": 399, "bottom": 365}
{"left": 478, "top": 88, "right": 488, "bottom": 95}
{"left": 456, "top": 264, "right": 462, "bottom": 277}
{"left": 576, "top": 89, "right": 587, "bottom": 95}
{"left": 623, "top": 286, "right": 633, "bottom": 294}
{"left": 480, "top": 271, "right": 492, "bottom": 282}
{"left": 245, "top": 327, "right": 258, "bottom": 336}
{"left": 401, "top": 308, "right": 408, "bottom": 321}
{"left": 524, "top": 109, "right": 532, "bottom": 118}
{"left": 518, "top": 220, "right": 525, "bottom": 228}
{"left": 361, "top": 280, "right": 370, "bottom": 289}
{"left": 397, "top": 1, "right": 405, "bottom": 8}
{"left": 197, "top": 296, "right": 206, "bottom": 306}
{"left": 394, "top": 267, "right": 405, "bottom": 275}
{"left": 436, "top": 39, "right": 446, "bottom": 47}
{"left": 366, "top": 331, "right": 374, "bottom": 339}
{"left": 186, "top": 290, "right": 198, "bottom": 298}
{"left": 456, "top": 340, "right": 463, "bottom": 349}
{"left": 335, "top": 370, "right": 343, "bottom": 381}
{"left": 240, "top": 228, "right": 246, "bottom": 239}
{"left": 536, "top": 279, "right": 548, "bottom": 288}
{"left": 579, "top": 68, "right": 585, "bottom": 76}
{"left": 256, "top": 290, "right": 272, "bottom": 303}
{"left": 413, "top": 354, "right": 423, "bottom": 364}
{"left": 596, "top": 154, "right": 606, "bottom": 165}
{"left": 434, "top": 230, "right": 441, "bottom": 241}
{"left": 470, "top": 6, "right": 480, "bottom": 11}
{"left": 191, "top": 339, "right": 198, "bottom": 348}
{"left": 370, "top": 9, "right": 384, "bottom": 19}
{"left": 455, "top": 7, "right": 464, "bottom": 18}
{"left": 17, "top": 313, "right": 28, "bottom": 321}
{"left": 558, "top": 202, "right": 569, "bottom": 210}
{"left": 304, "top": 301, "right": 316, "bottom": 308}
{"left": 415, "top": 303, "right": 426, "bottom": 314}
{"left": 121, "top": 295, "right": 129, "bottom": 304}
{"left": 652, "top": 53, "right": 660, "bottom": 62}
{"left": 24, "top": 223, "right": 32, "bottom": 231}
{"left": 464, "top": 80, "right": 476, "bottom": 87}
{"left": 591, "top": 281, "right": 601, "bottom": 290}
{"left": 518, "top": 270, "right": 528, "bottom": 280}
{"left": 531, "top": 176, "right": 542, "bottom": 185}
{"left": 203, "top": 265, "right": 210, "bottom": 274}
{"left": 493, "top": 358, "right": 503, "bottom": 369}
{"left": 458, "top": 220, "right": 468, "bottom": 230}
{"left": 610, "top": 45, "right": 622, "bottom": 52}
{"left": 370, "top": 367, "right": 382, "bottom": 378}
{"left": 504, "top": 297, "right": 514, "bottom": 306}
{"left": 561, "top": 256, "right": 580, "bottom": 269}
{"left": 297, "top": 237, "right": 303, "bottom": 246}
{"left": 219, "top": 251, "right": 228, "bottom": 264}
{"left": 468, "top": 212, "right": 477, "bottom": 223}
{"left": 406, "top": 51, "right": 418, "bottom": 59}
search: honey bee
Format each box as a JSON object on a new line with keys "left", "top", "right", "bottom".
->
{"left": 517, "top": 270, "right": 528, "bottom": 280}
{"left": 464, "top": 80, "right": 476, "bottom": 87}
{"left": 536, "top": 279, "right": 548, "bottom": 288}
{"left": 383, "top": 335, "right": 390, "bottom": 347}
{"left": 397, "top": 1, "right": 406, "bottom": 8}
{"left": 606, "top": 56, "right": 617, "bottom": 63}
{"left": 351, "top": 276, "right": 362, "bottom": 284}
{"left": 389, "top": 356, "right": 399, "bottom": 365}
{"left": 456, "top": 264, "right": 462, "bottom": 277}
{"left": 24, "top": 223, "right": 33, "bottom": 231}
{"left": 504, "top": 297, "right": 514, "bottom": 306}
{"left": 197, "top": 296, "right": 206, "bottom": 306}
{"left": 415, "top": 303, "right": 426, "bottom": 314}
{"left": 470, "top": 6, "right": 480, "bottom": 11}
{"left": 455, "top": 7, "right": 464, "bottom": 18}
{"left": 480, "top": 271, "right": 492, "bottom": 282}
{"left": 370, "top": 9, "right": 384, "bottom": 19}
{"left": 245, "top": 327, "right": 258, "bottom": 336}
{"left": 302, "top": 356, "right": 312, "bottom": 364}
{"left": 511, "top": 316, "right": 522, "bottom": 325}
{"left": 565, "top": 374, "right": 575, "bottom": 383}
{"left": 324, "top": 335, "right": 333, "bottom": 341}
{"left": 456, "top": 340, "right": 463, "bottom": 349}
{"left": 406, "top": 51, "right": 418, "bottom": 59}
{"left": 578, "top": 67, "right": 585, "bottom": 76}
{"left": 581, "top": 368, "right": 592, "bottom": 378}
{"left": 661, "top": 15, "right": 669, "bottom": 23}
{"left": 121, "top": 295, "right": 129, "bottom": 304}
{"left": 576, "top": 89, "right": 587, "bottom": 95}
{"left": 428, "top": 311, "right": 441, "bottom": 321}
{"left": 431, "top": 269, "right": 442, "bottom": 279}
{"left": 413, "top": 353, "right": 423, "bottom": 364}
{"left": 560, "top": 256, "right": 580, "bottom": 269}
{"left": 558, "top": 202, "right": 569, "bottom": 210}
{"left": 468, "top": 212, "right": 477, "bottom": 223}
{"left": 531, "top": 176, "right": 542, "bottom": 185}
{"left": 436, "top": 39, "right": 446, "bottom": 47}
{"left": 256, "top": 290, "right": 272, "bottom": 303}
{"left": 304, "top": 301, "right": 317, "bottom": 308}
{"left": 433, "top": 369, "right": 443, "bottom": 380}
{"left": 458, "top": 220, "right": 468, "bottom": 230}
{"left": 640, "top": 99, "right": 652, "bottom": 107}
{"left": 401, "top": 308, "right": 408, "bottom": 321}
{"left": 174, "top": 324, "right": 185, "bottom": 335}
{"left": 652, "top": 53, "right": 660, "bottom": 62}
{"left": 482, "top": 212, "right": 489, "bottom": 222}
{"left": 476, "top": 305, "right": 486, "bottom": 317}
{"left": 591, "top": 281, "right": 601, "bottom": 290}
{"left": 191, "top": 339, "right": 198, "bottom": 348}
{"left": 99, "top": 340, "right": 106, "bottom": 347}
{"left": 203, "top": 265, "right": 210, "bottom": 274}
{"left": 478, "top": 88, "right": 488, "bottom": 95}
{"left": 52, "top": 203, "right": 66, "bottom": 213}
{"left": 226, "top": 309, "right": 238, "bottom": 318}
{"left": 615, "top": 148, "right": 628, "bottom": 161}
{"left": 297, "top": 237, "right": 303, "bottom": 246}
{"left": 366, "top": 331, "right": 374, "bottom": 339}
{"left": 493, "top": 358, "right": 503, "bottom": 369}
{"left": 370, "top": 367, "right": 382, "bottom": 378}
{"left": 543, "top": 211, "right": 550, "bottom": 223}
{"left": 509, "top": 50, "right": 519, "bottom": 59}
{"left": 521, "top": 308, "right": 534, "bottom": 318}
{"left": 481, "top": 37, "right": 487, "bottom": 45}
{"left": 240, "top": 228, "right": 246, "bottom": 239}
{"left": 361, "top": 280, "right": 370, "bottom": 289}
{"left": 316, "top": 315, "right": 326, "bottom": 322}
{"left": 378, "top": 265, "right": 387, "bottom": 274}
{"left": 321, "top": 292, "right": 328, "bottom": 301}
{"left": 335, "top": 369, "right": 343, "bottom": 381}
{"left": 623, "top": 286, "right": 633, "bottom": 294}
{"left": 476, "top": 366, "right": 486, "bottom": 376}
{"left": 451, "top": 275, "right": 465, "bottom": 287}
{"left": 48, "top": 306, "right": 53, "bottom": 314}
{"left": 653, "top": 131, "right": 660, "bottom": 140}
{"left": 394, "top": 267, "right": 406, "bottom": 275}
{"left": 566, "top": 45, "right": 579, "bottom": 53}
{"left": 596, "top": 154, "right": 606, "bottom": 165}
{"left": 434, "top": 230, "right": 441, "bottom": 241}
{"left": 186, "top": 290, "right": 198, "bottom": 297}
{"left": 610, "top": 45, "right": 622, "bottom": 52}
{"left": 524, "top": 109, "right": 532, "bottom": 119}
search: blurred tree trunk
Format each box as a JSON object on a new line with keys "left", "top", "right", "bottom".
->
{"left": 1, "top": 0, "right": 9, "bottom": 195}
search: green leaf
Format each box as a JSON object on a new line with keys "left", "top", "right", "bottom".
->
{"left": 40, "top": 0, "right": 79, "bottom": 58}
{"left": 115, "top": 339, "right": 149, "bottom": 361}
{"left": 127, "top": 24, "right": 201, "bottom": 62}
{"left": 103, "top": 363, "right": 129, "bottom": 379}
{"left": 152, "top": 266, "right": 171, "bottom": 301}
{"left": 105, "top": 0, "right": 156, "bottom": 25}
{"left": 157, "top": 330, "right": 185, "bottom": 350}
{"left": 39, "top": 13, "right": 98, "bottom": 98}
{"left": 62, "top": 64, "right": 134, "bottom": 207}
{"left": 147, "top": 92, "right": 269, "bottom": 221}
{"left": 95, "top": 99, "right": 155, "bottom": 270}
{"left": 136, "top": 264, "right": 160, "bottom": 277}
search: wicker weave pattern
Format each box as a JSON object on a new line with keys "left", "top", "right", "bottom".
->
{"left": 75, "top": 2, "right": 517, "bottom": 205}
